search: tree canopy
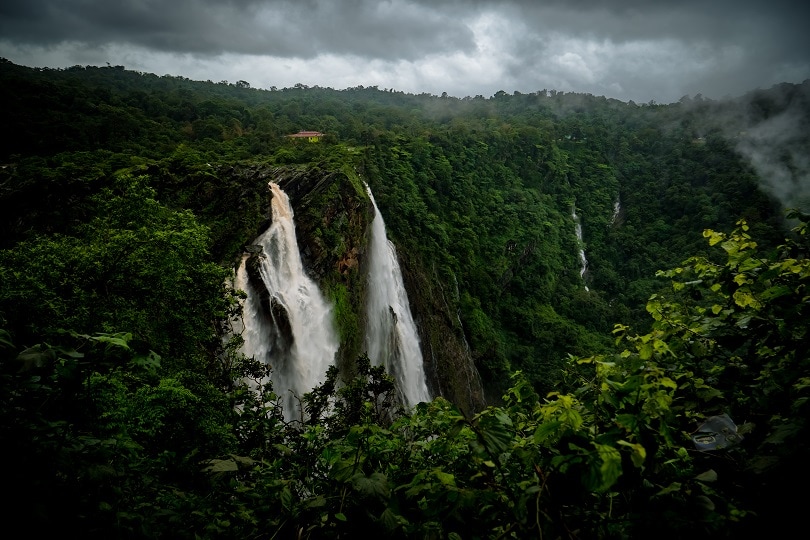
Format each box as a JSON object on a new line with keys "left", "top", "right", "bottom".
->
{"left": 1, "top": 59, "right": 807, "bottom": 537}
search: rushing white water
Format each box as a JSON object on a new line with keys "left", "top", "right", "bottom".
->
{"left": 572, "top": 205, "right": 589, "bottom": 292}
{"left": 234, "top": 182, "right": 339, "bottom": 421}
{"left": 364, "top": 183, "right": 431, "bottom": 407}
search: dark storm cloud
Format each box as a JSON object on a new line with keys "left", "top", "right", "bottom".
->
{"left": 0, "top": 0, "right": 476, "bottom": 60}
{"left": 481, "top": 0, "right": 810, "bottom": 100}
{"left": 0, "top": 0, "right": 807, "bottom": 102}
{"left": 2, "top": 0, "right": 808, "bottom": 61}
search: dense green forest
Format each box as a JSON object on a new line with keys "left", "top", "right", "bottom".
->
{"left": 1, "top": 58, "right": 808, "bottom": 537}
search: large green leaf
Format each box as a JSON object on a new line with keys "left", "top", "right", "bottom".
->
{"left": 352, "top": 472, "right": 390, "bottom": 501}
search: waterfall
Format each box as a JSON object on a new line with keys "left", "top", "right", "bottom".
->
{"left": 364, "top": 183, "right": 431, "bottom": 407}
{"left": 610, "top": 195, "right": 621, "bottom": 226}
{"left": 572, "top": 205, "right": 589, "bottom": 292}
{"left": 234, "top": 182, "right": 339, "bottom": 421}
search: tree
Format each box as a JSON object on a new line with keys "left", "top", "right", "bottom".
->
{"left": 0, "top": 174, "right": 229, "bottom": 363}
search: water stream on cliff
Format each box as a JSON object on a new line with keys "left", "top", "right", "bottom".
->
{"left": 234, "top": 182, "right": 339, "bottom": 421}
{"left": 364, "top": 183, "right": 431, "bottom": 407}
{"left": 572, "top": 205, "right": 589, "bottom": 292}
{"left": 610, "top": 195, "right": 621, "bottom": 226}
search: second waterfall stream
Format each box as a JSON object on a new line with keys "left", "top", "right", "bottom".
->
{"left": 364, "top": 183, "right": 431, "bottom": 407}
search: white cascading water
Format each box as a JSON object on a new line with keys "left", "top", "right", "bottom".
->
{"left": 572, "top": 205, "right": 589, "bottom": 292}
{"left": 234, "top": 182, "right": 339, "bottom": 421}
{"left": 610, "top": 195, "right": 621, "bottom": 226}
{"left": 364, "top": 183, "right": 431, "bottom": 407}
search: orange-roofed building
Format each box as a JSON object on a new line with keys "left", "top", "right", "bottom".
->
{"left": 287, "top": 130, "right": 325, "bottom": 142}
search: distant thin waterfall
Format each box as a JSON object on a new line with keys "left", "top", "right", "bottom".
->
{"left": 610, "top": 195, "right": 621, "bottom": 226}
{"left": 364, "top": 183, "right": 431, "bottom": 407}
{"left": 572, "top": 205, "right": 589, "bottom": 292}
{"left": 234, "top": 182, "right": 339, "bottom": 421}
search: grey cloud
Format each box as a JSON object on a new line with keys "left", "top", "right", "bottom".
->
{"left": 3, "top": 0, "right": 808, "bottom": 56}
{"left": 498, "top": 0, "right": 810, "bottom": 54}
{"left": 734, "top": 89, "right": 810, "bottom": 211}
{"left": 0, "top": 0, "right": 476, "bottom": 60}
{"left": 485, "top": 0, "right": 809, "bottom": 102}
{"left": 0, "top": 0, "right": 807, "bottom": 103}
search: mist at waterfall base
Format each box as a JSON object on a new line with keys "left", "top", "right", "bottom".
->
{"left": 233, "top": 182, "right": 339, "bottom": 421}
{"left": 364, "top": 183, "right": 431, "bottom": 407}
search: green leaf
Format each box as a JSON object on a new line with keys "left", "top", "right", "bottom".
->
{"left": 433, "top": 470, "right": 455, "bottom": 486}
{"left": 759, "top": 285, "right": 792, "bottom": 302}
{"left": 617, "top": 440, "right": 647, "bottom": 468}
{"left": 131, "top": 350, "right": 161, "bottom": 371}
{"left": 763, "top": 422, "right": 802, "bottom": 444}
{"left": 0, "top": 329, "right": 14, "bottom": 349}
{"left": 52, "top": 345, "right": 84, "bottom": 359}
{"left": 695, "top": 495, "right": 715, "bottom": 511}
{"left": 305, "top": 496, "right": 327, "bottom": 509}
{"left": 204, "top": 459, "right": 238, "bottom": 473}
{"left": 593, "top": 443, "right": 623, "bottom": 491}
{"left": 332, "top": 458, "right": 358, "bottom": 482}
{"left": 534, "top": 420, "right": 564, "bottom": 443}
{"left": 352, "top": 472, "right": 390, "bottom": 501}
{"left": 16, "top": 345, "right": 56, "bottom": 370}
{"left": 696, "top": 386, "right": 724, "bottom": 401}
{"left": 656, "top": 482, "right": 682, "bottom": 496}
{"left": 695, "top": 469, "right": 718, "bottom": 483}
{"left": 703, "top": 230, "right": 723, "bottom": 245}
{"left": 379, "top": 507, "right": 404, "bottom": 531}
{"left": 476, "top": 410, "right": 514, "bottom": 456}
{"left": 90, "top": 332, "right": 133, "bottom": 350}
{"left": 229, "top": 454, "right": 256, "bottom": 467}
{"left": 732, "top": 289, "right": 761, "bottom": 310}
{"left": 281, "top": 487, "right": 294, "bottom": 512}
{"left": 615, "top": 414, "right": 639, "bottom": 432}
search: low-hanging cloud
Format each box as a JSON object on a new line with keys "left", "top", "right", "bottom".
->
{"left": 735, "top": 101, "right": 810, "bottom": 212}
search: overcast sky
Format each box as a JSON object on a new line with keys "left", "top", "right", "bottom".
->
{"left": 1, "top": 0, "right": 808, "bottom": 104}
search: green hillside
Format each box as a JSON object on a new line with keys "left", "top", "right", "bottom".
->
{"left": 1, "top": 59, "right": 808, "bottom": 538}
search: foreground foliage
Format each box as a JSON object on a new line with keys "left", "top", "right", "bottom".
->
{"left": 2, "top": 58, "right": 807, "bottom": 537}
{"left": 2, "top": 216, "right": 806, "bottom": 537}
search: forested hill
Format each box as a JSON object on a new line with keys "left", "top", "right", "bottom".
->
{"left": 0, "top": 58, "right": 801, "bottom": 393}
{"left": 1, "top": 58, "right": 809, "bottom": 538}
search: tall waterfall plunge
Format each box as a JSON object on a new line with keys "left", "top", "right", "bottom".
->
{"left": 234, "top": 182, "right": 339, "bottom": 421}
{"left": 364, "top": 184, "right": 431, "bottom": 407}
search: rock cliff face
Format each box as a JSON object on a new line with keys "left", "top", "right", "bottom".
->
{"left": 399, "top": 253, "right": 487, "bottom": 416}
{"left": 224, "top": 164, "right": 486, "bottom": 416}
